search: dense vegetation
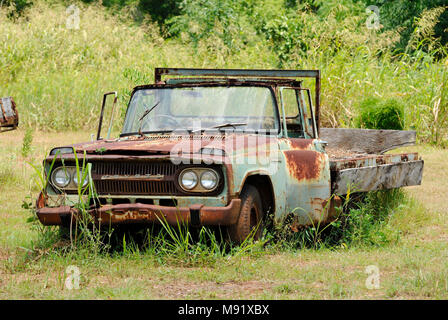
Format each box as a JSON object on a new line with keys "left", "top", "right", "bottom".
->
{"left": 1, "top": 0, "right": 447, "bottom": 145}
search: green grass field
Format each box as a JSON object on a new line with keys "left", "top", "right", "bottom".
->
{"left": 0, "top": 129, "right": 446, "bottom": 299}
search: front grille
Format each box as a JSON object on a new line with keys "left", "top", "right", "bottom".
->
{"left": 93, "top": 161, "right": 178, "bottom": 176}
{"left": 91, "top": 161, "right": 181, "bottom": 195}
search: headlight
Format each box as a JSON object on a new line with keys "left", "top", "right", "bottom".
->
{"left": 50, "top": 166, "right": 90, "bottom": 190}
{"left": 178, "top": 168, "right": 220, "bottom": 192}
{"left": 200, "top": 170, "right": 218, "bottom": 190}
{"left": 51, "top": 167, "right": 71, "bottom": 188}
{"left": 73, "top": 173, "right": 89, "bottom": 187}
{"left": 179, "top": 170, "right": 198, "bottom": 190}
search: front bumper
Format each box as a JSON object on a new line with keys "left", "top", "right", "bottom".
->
{"left": 36, "top": 199, "right": 242, "bottom": 227}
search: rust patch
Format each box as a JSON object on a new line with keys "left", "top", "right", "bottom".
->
{"left": 37, "top": 200, "right": 241, "bottom": 227}
{"left": 99, "top": 208, "right": 190, "bottom": 225}
{"left": 284, "top": 150, "right": 321, "bottom": 181}
{"left": 224, "top": 163, "right": 235, "bottom": 198}
{"left": 328, "top": 195, "right": 342, "bottom": 220}
{"left": 319, "top": 196, "right": 342, "bottom": 222}
{"left": 289, "top": 138, "right": 313, "bottom": 150}
{"left": 68, "top": 134, "right": 275, "bottom": 156}
{"left": 330, "top": 152, "right": 419, "bottom": 171}
{"left": 36, "top": 192, "right": 47, "bottom": 209}
{"left": 310, "top": 197, "right": 326, "bottom": 208}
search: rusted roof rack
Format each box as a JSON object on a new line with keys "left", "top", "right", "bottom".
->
{"left": 165, "top": 77, "right": 303, "bottom": 85}
{"left": 154, "top": 68, "right": 319, "bottom": 81}
{"left": 154, "top": 67, "right": 321, "bottom": 131}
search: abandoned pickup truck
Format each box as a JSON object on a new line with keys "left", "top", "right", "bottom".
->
{"left": 35, "top": 68, "right": 424, "bottom": 243}
{"left": 0, "top": 97, "right": 19, "bottom": 132}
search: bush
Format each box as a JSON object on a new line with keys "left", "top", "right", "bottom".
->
{"left": 138, "top": 0, "right": 181, "bottom": 24}
{"left": 1, "top": 0, "right": 32, "bottom": 19}
{"left": 362, "top": 0, "right": 448, "bottom": 56}
{"left": 356, "top": 97, "right": 405, "bottom": 130}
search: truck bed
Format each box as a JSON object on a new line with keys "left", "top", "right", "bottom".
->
{"left": 321, "top": 128, "right": 424, "bottom": 195}
{"left": 328, "top": 150, "right": 423, "bottom": 194}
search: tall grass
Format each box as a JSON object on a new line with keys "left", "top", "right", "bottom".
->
{"left": 1, "top": 1, "right": 447, "bottom": 144}
{"left": 0, "top": 2, "right": 196, "bottom": 131}
{"left": 266, "top": 189, "right": 417, "bottom": 250}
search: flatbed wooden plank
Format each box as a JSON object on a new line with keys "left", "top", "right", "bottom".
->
{"left": 329, "top": 152, "right": 419, "bottom": 171}
{"left": 320, "top": 128, "right": 416, "bottom": 154}
{"left": 331, "top": 160, "right": 424, "bottom": 195}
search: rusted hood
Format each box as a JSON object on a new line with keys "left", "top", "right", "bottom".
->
{"left": 71, "top": 137, "right": 188, "bottom": 155}
{"left": 68, "top": 134, "right": 278, "bottom": 156}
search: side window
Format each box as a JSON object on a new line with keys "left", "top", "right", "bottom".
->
{"left": 299, "top": 89, "right": 316, "bottom": 138}
{"left": 282, "top": 89, "right": 300, "bottom": 118}
{"left": 280, "top": 88, "right": 304, "bottom": 138}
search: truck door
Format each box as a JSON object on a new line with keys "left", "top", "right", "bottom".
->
{"left": 277, "top": 87, "right": 332, "bottom": 226}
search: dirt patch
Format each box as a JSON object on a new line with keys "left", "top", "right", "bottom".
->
{"left": 152, "top": 280, "right": 276, "bottom": 299}
{"left": 0, "top": 248, "right": 12, "bottom": 262}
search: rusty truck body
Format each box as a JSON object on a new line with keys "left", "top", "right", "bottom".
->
{"left": 35, "top": 68, "right": 424, "bottom": 242}
{"left": 0, "top": 97, "right": 19, "bottom": 132}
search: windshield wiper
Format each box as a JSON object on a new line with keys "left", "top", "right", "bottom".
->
{"left": 191, "top": 122, "right": 247, "bottom": 134}
{"left": 137, "top": 101, "right": 160, "bottom": 137}
{"left": 213, "top": 122, "right": 247, "bottom": 130}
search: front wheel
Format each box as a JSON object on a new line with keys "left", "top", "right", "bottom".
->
{"left": 227, "top": 185, "right": 264, "bottom": 244}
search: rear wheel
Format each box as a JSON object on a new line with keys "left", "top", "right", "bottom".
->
{"left": 227, "top": 185, "right": 264, "bottom": 244}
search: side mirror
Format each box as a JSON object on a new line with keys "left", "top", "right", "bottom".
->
{"left": 97, "top": 91, "right": 118, "bottom": 140}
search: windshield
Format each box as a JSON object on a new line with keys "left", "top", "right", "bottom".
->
{"left": 122, "top": 85, "right": 279, "bottom": 135}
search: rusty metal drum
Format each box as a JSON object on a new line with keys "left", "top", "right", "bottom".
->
{"left": 0, "top": 97, "right": 19, "bottom": 132}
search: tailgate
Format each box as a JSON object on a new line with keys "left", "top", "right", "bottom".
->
{"left": 330, "top": 153, "right": 424, "bottom": 195}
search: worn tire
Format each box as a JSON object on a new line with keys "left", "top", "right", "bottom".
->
{"left": 227, "top": 185, "right": 264, "bottom": 244}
